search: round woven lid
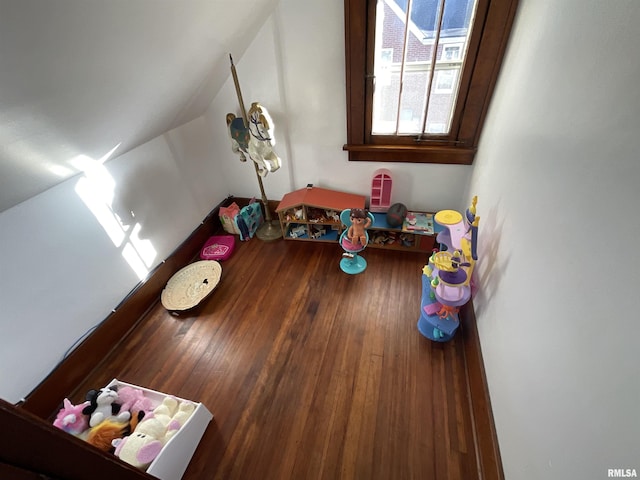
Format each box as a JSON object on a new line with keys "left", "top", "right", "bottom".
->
{"left": 161, "top": 260, "right": 222, "bottom": 311}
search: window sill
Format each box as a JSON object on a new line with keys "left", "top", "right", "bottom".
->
{"left": 343, "top": 144, "right": 476, "bottom": 165}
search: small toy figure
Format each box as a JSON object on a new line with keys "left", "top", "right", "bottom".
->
{"left": 347, "top": 208, "right": 372, "bottom": 246}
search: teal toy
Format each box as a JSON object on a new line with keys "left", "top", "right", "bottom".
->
{"left": 339, "top": 208, "right": 374, "bottom": 275}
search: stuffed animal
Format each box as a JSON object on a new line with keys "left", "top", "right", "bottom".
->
{"left": 53, "top": 398, "right": 90, "bottom": 435}
{"left": 83, "top": 386, "right": 131, "bottom": 427}
{"left": 117, "top": 386, "right": 154, "bottom": 415}
{"left": 112, "top": 397, "right": 195, "bottom": 470}
{"left": 113, "top": 431, "right": 163, "bottom": 470}
{"left": 86, "top": 419, "right": 130, "bottom": 452}
{"left": 135, "top": 397, "right": 195, "bottom": 443}
{"left": 347, "top": 208, "right": 372, "bottom": 246}
{"left": 129, "top": 409, "right": 146, "bottom": 432}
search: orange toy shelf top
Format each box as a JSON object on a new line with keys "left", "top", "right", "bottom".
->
{"left": 276, "top": 186, "right": 366, "bottom": 213}
{"left": 276, "top": 187, "right": 366, "bottom": 242}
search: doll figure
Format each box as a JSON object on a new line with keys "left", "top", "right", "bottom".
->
{"left": 347, "top": 208, "right": 372, "bottom": 246}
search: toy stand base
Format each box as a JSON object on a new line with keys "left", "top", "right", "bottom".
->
{"left": 417, "top": 274, "right": 460, "bottom": 342}
{"left": 417, "top": 308, "right": 459, "bottom": 342}
{"left": 340, "top": 254, "right": 367, "bottom": 274}
{"left": 417, "top": 319, "right": 456, "bottom": 342}
{"left": 256, "top": 220, "right": 282, "bottom": 242}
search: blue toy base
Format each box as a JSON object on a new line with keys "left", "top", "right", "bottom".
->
{"left": 340, "top": 254, "right": 367, "bottom": 274}
{"left": 418, "top": 273, "right": 460, "bottom": 342}
{"left": 417, "top": 319, "right": 456, "bottom": 342}
{"left": 418, "top": 304, "right": 460, "bottom": 342}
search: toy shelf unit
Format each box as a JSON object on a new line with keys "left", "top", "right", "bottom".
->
{"left": 367, "top": 212, "right": 435, "bottom": 253}
{"left": 276, "top": 187, "right": 366, "bottom": 243}
{"left": 370, "top": 168, "right": 392, "bottom": 213}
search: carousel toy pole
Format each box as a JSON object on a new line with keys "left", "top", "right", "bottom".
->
{"left": 229, "top": 54, "right": 282, "bottom": 241}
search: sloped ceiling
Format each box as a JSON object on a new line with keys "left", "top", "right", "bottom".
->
{"left": 0, "top": 0, "right": 278, "bottom": 213}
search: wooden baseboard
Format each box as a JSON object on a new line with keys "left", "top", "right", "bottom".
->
{"left": 459, "top": 301, "right": 504, "bottom": 480}
{"left": 19, "top": 198, "right": 235, "bottom": 418}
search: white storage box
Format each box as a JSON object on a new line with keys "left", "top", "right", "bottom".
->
{"left": 106, "top": 379, "right": 213, "bottom": 480}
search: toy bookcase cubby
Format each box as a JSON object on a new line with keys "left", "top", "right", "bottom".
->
{"left": 276, "top": 187, "right": 366, "bottom": 242}
{"left": 367, "top": 212, "right": 435, "bottom": 253}
{"left": 276, "top": 186, "right": 436, "bottom": 253}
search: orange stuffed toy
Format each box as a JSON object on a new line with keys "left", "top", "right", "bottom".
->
{"left": 347, "top": 208, "right": 372, "bottom": 246}
{"left": 86, "top": 419, "right": 130, "bottom": 452}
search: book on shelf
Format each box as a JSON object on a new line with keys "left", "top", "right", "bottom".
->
{"left": 402, "top": 212, "right": 434, "bottom": 234}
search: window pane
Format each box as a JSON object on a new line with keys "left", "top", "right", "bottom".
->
{"left": 398, "top": 70, "right": 429, "bottom": 133}
{"left": 372, "top": 1, "right": 399, "bottom": 134}
{"left": 426, "top": 67, "right": 459, "bottom": 132}
{"left": 372, "top": 72, "right": 401, "bottom": 134}
{"left": 372, "top": 0, "right": 478, "bottom": 136}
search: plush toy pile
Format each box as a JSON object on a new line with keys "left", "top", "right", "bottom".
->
{"left": 53, "top": 385, "right": 195, "bottom": 471}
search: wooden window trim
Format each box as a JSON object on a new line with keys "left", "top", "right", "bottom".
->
{"left": 343, "top": 0, "right": 519, "bottom": 164}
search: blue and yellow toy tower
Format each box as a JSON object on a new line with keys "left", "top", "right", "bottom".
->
{"left": 418, "top": 197, "right": 480, "bottom": 342}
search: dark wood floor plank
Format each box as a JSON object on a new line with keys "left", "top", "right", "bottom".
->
{"left": 68, "top": 238, "right": 482, "bottom": 480}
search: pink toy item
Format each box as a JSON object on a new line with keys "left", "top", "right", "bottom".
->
{"left": 53, "top": 398, "right": 90, "bottom": 435}
{"left": 118, "top": 385, "right": 154, "bottom": 415}
{"left": 423, "top": 302, "right": 442, "bottom": 316}
{"left": 200, "top": 235, "right": 235, "bottom": 261}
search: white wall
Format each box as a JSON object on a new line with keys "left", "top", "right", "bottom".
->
{"left": 466, "top": 0, "right": 640, "bottom": 478}
{"left": 0, "top": 118, "right": 228, "bottom": 403}
{"left": 206, "top": 0, "right": 471, "bottom": 213}
{"left": 0, "top": 0, "right": 279, "bottom": 213}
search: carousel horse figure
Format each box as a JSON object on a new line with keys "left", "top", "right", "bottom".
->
{"left": 226, "top": 102, "right": 281, "bottom": 177}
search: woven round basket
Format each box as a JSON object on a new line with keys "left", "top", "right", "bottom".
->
{"left": 161, "top": 260, "right": 222, "bottom": 311}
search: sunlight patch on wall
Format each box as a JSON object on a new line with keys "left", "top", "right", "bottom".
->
{"left": 129, "top": 223, "right": 156, "bottom": 267}
{"left": 75, "top": 174, "right": 127, "bottom": 246}
{"left": 48, "top": 164, "right": 74, "bottom": 177}
{"left": 72, "top": 147, "right": 157, "bottom": 281}
{"left": 122, "top": 243, "right": 151, "bottom": 280}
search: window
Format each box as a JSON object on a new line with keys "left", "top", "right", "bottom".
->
{"left": 343, "top": 0, "right": 518, "bottom": 164}
{"left": 434, "top": 69, "right": 456, "bottom": 94}
{"left": 442, "top": 43, "right": 463, "bottom": 61}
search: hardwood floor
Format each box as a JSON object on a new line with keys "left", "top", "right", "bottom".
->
{"left": 70, "top": 238, "right": 481, "bottom": 480}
